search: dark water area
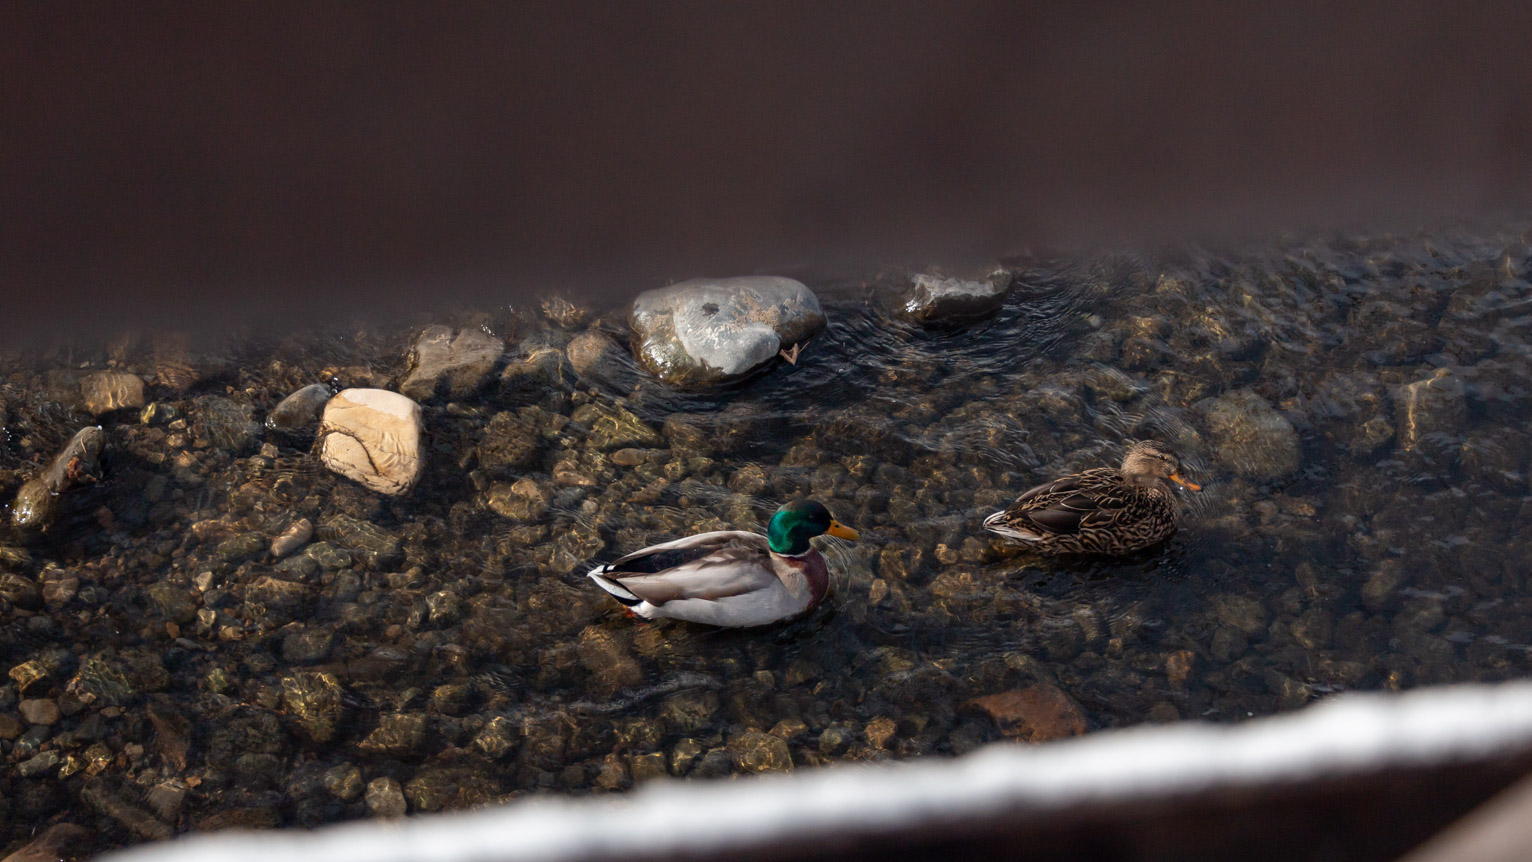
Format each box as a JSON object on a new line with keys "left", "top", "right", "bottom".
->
{"left": 3, "top": 221, "right": 1532, "bottom": 854}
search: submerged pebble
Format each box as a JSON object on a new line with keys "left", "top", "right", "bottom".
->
{"left": 266, "top": 383, "right": 332, "bottom": 435}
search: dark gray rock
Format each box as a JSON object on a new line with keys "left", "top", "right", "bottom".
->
{"left": 891, "top": 270, "right": 1013, "bottom": 326}
{"left": 266, "top": 384, "right": 332, "bottom": 435}
{"left": 144, "top": 582, "right": 197, "bottom": 624}
{"left": 566, "top": 329, "right": 633, "bottom": 390}
{"left": 477, "top": 411, "right": 542, "bottom": 474}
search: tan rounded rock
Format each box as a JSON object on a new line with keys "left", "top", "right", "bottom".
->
{"left": 318, "top": 389, "right": 424, "bottom": 496}
{"left": 80, "top": 371, "right": 145, "bottom": 414}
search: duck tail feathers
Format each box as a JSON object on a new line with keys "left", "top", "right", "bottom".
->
{"left": 983, "top": 511, "right": 1042, "bottom": 542}
{"left": 588, "top": 567, "right": 643, "bottom": 606}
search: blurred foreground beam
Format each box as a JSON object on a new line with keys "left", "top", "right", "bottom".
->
{"left": 99, "top": 681, "right": 1532, "bottom": 862}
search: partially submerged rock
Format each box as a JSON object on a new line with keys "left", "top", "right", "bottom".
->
{"left": 400, "top": 325, "right": 503, "bottom": 401}
{"left": 12, "top": 426, "right": 105, "bottom": 534}
{"left": 266, "top": 383, "right": 332, "bottom": 435}
{"left": 317, "top": 389, "right": 424, "bottom": 495}
{"left": 567, "top": 330, "right": 633, "bottom": 390}
{"left": 629, "top": 276, "right": 826, "bottom": 386}
{"left": 892, "top": 270, "right": 1013, "bottom": 326}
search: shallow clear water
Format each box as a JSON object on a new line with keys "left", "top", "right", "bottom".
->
{"left": 3, "top": 221, "right": 1532, "bottom": 851}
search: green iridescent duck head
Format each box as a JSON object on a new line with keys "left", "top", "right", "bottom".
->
{"left": 766, "top": 500, "right": 860, "bottom": 555}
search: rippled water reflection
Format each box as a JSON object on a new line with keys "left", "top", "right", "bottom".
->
{"left": 2, "top": 222, "right": 1531, "bottom": 850}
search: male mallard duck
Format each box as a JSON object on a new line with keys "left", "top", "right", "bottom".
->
{"left": 982, "top": 441, "right": 1201, "bottom": 555}
{"left": 588, "top": 500, "right": 859, "bottom": 627}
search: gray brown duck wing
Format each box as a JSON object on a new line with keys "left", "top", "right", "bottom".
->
{"left": 599, "top": 532, "right": 775, "bottom": 605}
{"left": 1010, "top": 469, "right": 1131, "bottom": 536}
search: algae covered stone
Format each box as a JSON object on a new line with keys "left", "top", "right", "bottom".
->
{"left": 630, "top": 276, "right": 826, "bottom": 386}
{"left": 318, "top": 388, "right": 424, "bottom": 495}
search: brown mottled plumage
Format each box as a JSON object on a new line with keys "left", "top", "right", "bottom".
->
{"left": 983, "top": 441, "right": 1201, "bottom": 555}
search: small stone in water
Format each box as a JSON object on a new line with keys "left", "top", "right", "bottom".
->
{"left": 965, "top": 684, "right": 1087, "bottom": 742}
{"left": 18, "top": 750, "right": 61, "bottom": 777}
{"left": 365, "top": 777, "right": 407, "bottom": 818}
{"left": 629, "top": 751, "right": 669, "bottom": 782}
{"left": 145, "top": 781, "right": 189, "bottom": 822}
{"left": 1395, "top": 368, "right": 1467, "bottom": 454}
{"left": 270, "top": 518, "right": 314, "bottom": 560}
{"left": 266, "top": 383, "right": 332, "bottom": 434}
{"left": 728, "top": 731, "right": 793, "bottom": 772}
{"left": 864, "top": 716, "right": 897, "bottom": 749}
{"left": 323, "top": 764, "right": 365, "bottom": 801}
{"left": 567, "top": 329, "right": 630, "bottom": 389}
{"left": 473, "top": 716, "right": 520, "bottom": 760}
{"left": 1200, "top": 389, "right": 1301, "bottom": 480}
{"left": 1165, "top": 650, "right": 1196, "bottom": 688}
{"left": 18, "top": 698, "right": 60, "bottom": 725}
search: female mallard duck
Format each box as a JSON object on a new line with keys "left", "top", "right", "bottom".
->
{"left": 983, "top": 441, "right": 1201, "bottom": 555}
{"left": 588, "top": 500, "right": 860, "bottom": 627}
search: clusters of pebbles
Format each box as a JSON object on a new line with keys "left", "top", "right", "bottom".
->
{"left": 3, "top": 229, "right": 1532, "bottom": 857}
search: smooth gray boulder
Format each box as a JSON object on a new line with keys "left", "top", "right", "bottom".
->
{"left": 1200, "top": 389, "right": 1301, "bottom": 480}
{"left": 629, "top": 277, "right": 825, "bottom": 387}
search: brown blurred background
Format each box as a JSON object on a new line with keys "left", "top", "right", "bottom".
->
{"left": 3, "top": 1, "right": 1531, "bottom": 340}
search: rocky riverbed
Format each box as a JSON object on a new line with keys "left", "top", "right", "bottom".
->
{"left": 3, "top": 223, "right": 1532, "bottom": 857}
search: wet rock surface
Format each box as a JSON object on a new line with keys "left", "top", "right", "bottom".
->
{"left": 629, "top": 276, "right": 826, "bottom": 386}
{"left": 400, "top": 325, "right": 504, "bottom": 401}
{"left": 11, "top": 426, "right": 104, "bottom": 534}
{"left": 2, "top": 227, "right": 1532, "bottom": 857}
{"left": 890, "top": 270, "right": 1014, "bottom": 326}
{"left": 317, "top": 388, "right": 424, "bottom": 495}
{"left": 265, "top": 384, "right": 332, "bottom": 436}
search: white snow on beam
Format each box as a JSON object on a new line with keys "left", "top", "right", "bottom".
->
{"left": 103, "top": 681, "right": 1532, "bottom": 862}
